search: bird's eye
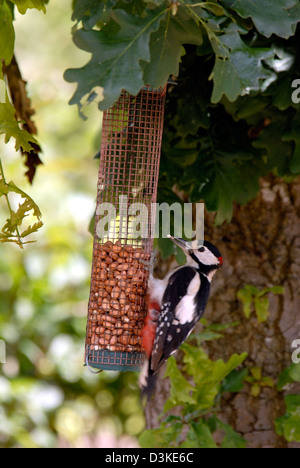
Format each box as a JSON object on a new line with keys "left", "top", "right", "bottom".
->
{"left": 198, "top": 247, "right": 205, "bottom": 253}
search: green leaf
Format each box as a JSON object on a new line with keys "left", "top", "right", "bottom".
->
{"left": 213, "top": 353, "right": 248, "bottom": 383}
{"left": 0, "top": 1, "right": 15, "bottom": 65}
{"left": 0, "top": 72, "right": 39, "bottom": 152}
{"left": 237, "top": 285, "right": 257, "bottom": 318}
{"left": 193, "top": 321, "right": 239, "bottom": 343}
{"left": 268, "top": 75, "right": 300, "bottom": 111}
{"left": 184, "top": 347, "right": 222, "bottom": 410}
{"left": 253, "top": 115, "right": 294, "bottom": 176}
{"left": 154, "top": 236, "right": 176, "bottom": 259}
{"left": 20, "top": 220, "right": 44, "bottom": 238}
{"left": 217, "top": 419, "right": 246, "bottom": 448}
{"left": 250, "top": 367, "right": 262, "bottom": 381}
{"left": 9, "top": 0, "right": 47, "bottom": 14}
{"left": 221, "top": 95, "right": 269, "bottom": 121}
{"left": 142, "top": 6, "right": 202, "bottom": 88}
{"left": 277, "top": 363, "right": 300, "bottom": 391}
{"left": 165, "top": 146, "right": 199, "bottom": 168}
{"left": 175, "top": 245, "right": 187, "bottom": 265}
{"left": 282, "top": 112, "right": 300, "bottom": 174}
{"left": 289, "top": 363, "right": 300, "bottom": 383}
{"left": 0, "top": 179, "right": 42, "bottom": 215}
{"left": 238, "top": 284, "right": 284, "bottom": 322}
{"left": 221, "top": 368, "right": 248, "bottom": 393}
{"left": 260, "top": 376, "right": 274, "bottom": 388}
{"left": 211, "top": 31, "right": 276, "bottom": 103}
{"left": 72, "top": 0, "right": 115, "bottom": 28}
{"left": 173, "top": 95, "right": 211, "bottom": 136}
{"left": 222, "top": 0, "right": 300, "bottom": 39}
{"left": 0, "top": 118, "right": 39, "bottom": 152}
{"left": 251, "top": 383, "right": 261, "bottom": 397}
{"left": 206, "top": 322, "right": 240, "bottom": 332}
{"left": 64, "top": 6, "right": 168, "bottom": 112}
{"left": 275, "top": 394, "right": 300, "bottom": 443}
{"left": 267, "top": 285, "right": 285, "bottom": 295}
{"left": 0, "top": 177, "right": 43, "bottom": 246}
{"left": 180, "top": 421, "right": 217, "bottom": 448}
{"left": 194, "top": 329, "right": 223, "bottom": 341}
{"left": 139, "top": 422, "right": 183, "bottom": 448}
{"left": 185, "top": 142, "right": 265, "bottom": 224}
{"left": 181, "top": 342, "right": 247, "bottom": 410}
{"left": 254, "top": 296, "right": 270, "bottom": 323}
{"left": 164, "top": 356, "right": 196, "bottom": 412}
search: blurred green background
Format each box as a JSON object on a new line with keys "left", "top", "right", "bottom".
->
{"left": 0, "top": 0, "right": 144, "bottom": 448}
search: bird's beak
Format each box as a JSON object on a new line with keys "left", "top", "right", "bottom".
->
{"left": 168, "top": 235, "right": 190, "bottom": 253}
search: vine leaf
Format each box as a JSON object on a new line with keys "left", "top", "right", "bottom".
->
{"left": 222, "top": 0, "right": 300, "bottom": 39}
{"left": 64, "top": 6, "right": 168, "bottom": 113}
{"left": 0, "top": 168, "right": 43, "bottom": 248}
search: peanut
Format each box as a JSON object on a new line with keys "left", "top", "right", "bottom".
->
{"left": 119, "top": 291, "right": 126, "bottom": 306}
{"left": 100, "top": 314, "right": 117, "bottom": 324}
{"left": 103, "top": 241, "right": 113, "bottom": 252}
{"left": 117, "top": 263, "right": 129, "bottom": 271}
{"left": 110, "top": 335, "right": 118, "bottom": 345}
{"left": 111, "top": 286, "right": 121, "bottom": 299}
{"left": 112, "top": 244, "right": 122, "bottom": 253}
{"left": 111, "top": 299, "right": 120, "bottom": 310}
{"left": 87, "top": 240, "right": 150, "bottom": 353}
{"left": 101, "top": 298, "right": 110, "bottom": 311}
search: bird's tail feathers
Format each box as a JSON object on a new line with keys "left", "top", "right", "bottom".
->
{"left": 139, "top": 359, "right": 158, "bottom": 401}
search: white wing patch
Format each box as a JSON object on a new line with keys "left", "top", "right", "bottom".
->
{"left": 175, "top": 272, "right": 201, "bottom": 324}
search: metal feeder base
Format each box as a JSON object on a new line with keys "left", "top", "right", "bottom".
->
{"left": 85, "top": 346, "right": 145, "bottom": 372}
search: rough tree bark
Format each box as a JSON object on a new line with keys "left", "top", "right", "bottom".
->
{"left": 145, "top": 175, "right": 300, "bottom": 448}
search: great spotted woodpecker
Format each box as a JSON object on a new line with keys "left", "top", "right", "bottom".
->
{"left": 139, "top": 235, "right": 223, "bottom": 398}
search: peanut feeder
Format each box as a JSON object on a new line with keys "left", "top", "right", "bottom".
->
{"left": 85, "top": 86, "right": 166, "bottom": 371}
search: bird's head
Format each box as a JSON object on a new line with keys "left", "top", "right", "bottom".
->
{"left": 168, "top": 235, "right": 223, "bottom": 279}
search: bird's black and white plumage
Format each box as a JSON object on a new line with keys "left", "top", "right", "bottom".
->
{"left": 139, "top": 236, "right": 222, "bottom": 399}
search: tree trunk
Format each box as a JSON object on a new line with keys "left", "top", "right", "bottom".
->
{"left": 145, "top": 175, "right": 300, "bottom": 448}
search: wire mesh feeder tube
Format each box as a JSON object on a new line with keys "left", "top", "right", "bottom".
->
{"left": 85, "top": 86, "right": 167, "bottom": 371}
